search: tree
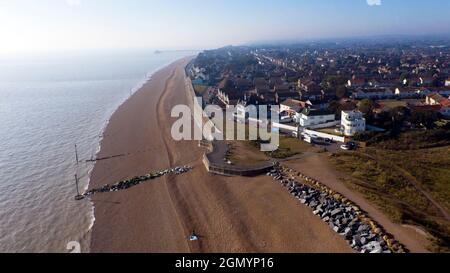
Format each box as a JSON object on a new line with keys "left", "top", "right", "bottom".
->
{"left": 322, "top": 76, "right": 347, "bottom": 97}
{"left": 336, "top": 85, "right": 348, "bottom": 99}
{"left": 431, "top": 78, "right": 440, "bottom": 87}
{"left": 389, "top": 106, "right": 410, "bottom": 135}
{"left": 358, "top": 99, "right": 375, "bottom": 117}
{"left": 410, "top": 111, "right": 438, "bottom": 129}
{"left": 328, "top": 100, "right": 342, "bottom": 118}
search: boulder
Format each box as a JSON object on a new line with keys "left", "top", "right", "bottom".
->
{"left": 330, "top": 208, "right": 343, "bottom": 217}
{"left": 360, "top": 237, "right": 367, "bottom": 245}
{"left": 357, "top": 225, "right": 370, "bottom": 233}
{"left": 370, "top": 247, "right": 383, "bottom": 254}
{"left": 344, "top": 227, "right": 352, "bottom": 236}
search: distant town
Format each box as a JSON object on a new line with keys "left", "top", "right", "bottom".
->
{"left": 187, "top": 39, "right": 450, "bottom": 252}
{"left": 188, "top": 40, "right": 450, "bottom": 142}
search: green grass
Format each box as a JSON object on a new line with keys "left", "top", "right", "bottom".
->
{"left": 247, "top": 136, "right": 313, "bottom": 159}
{"left": 228, "top": 141, "right": 270, "bottom": 167}
{"left": 278, "top": 137, "right": 312, "bottom": 153}
{"left": 378, "top": 100, "right": 408, "bottom": 109}
{"left": 318, "top": 128, "right": 344, "bottom": 136}
{"left": 193, "top": 85, "right": 209, "bottom": 96}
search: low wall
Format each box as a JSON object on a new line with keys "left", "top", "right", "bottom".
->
{"left": 272, "top": 122, "right": 298, "bottom": 132}
{"left": 201, "top": 140, "right": 274, "bottom": 177}
{"left": 302, "top": 129, "right": 346, "bottom": 143}
{"left": 306, "top": 120, "right": 340, "bottom": 130}
{"left": 203, "top": 154, "right": 274, "bottom": 177}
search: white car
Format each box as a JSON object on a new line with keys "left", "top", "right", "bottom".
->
{"left": 340, "top": 144, "right": 351, "bottom": 150}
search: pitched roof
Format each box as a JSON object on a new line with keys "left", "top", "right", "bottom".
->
{"left": 281, "top": 99, "right": 302, "bottom": 108}
{"left": 301, "top": 108, "right": 333, "bottom": 117}
{"left": 409, "top": 105, "right": 441, "bottom": 112}
{"left": 427, "top": 93, "right": 446, "bottom": 103}
{"left": 441, "top": 99, "right": 450, "bottom": 108}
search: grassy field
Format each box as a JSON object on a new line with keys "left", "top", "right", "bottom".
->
{"left": 193, "top": 85, "right": 209, "bottom": 96}
{"left": 228, "top": 133, "right": 315, "bottom": 166}
{"left": 268, "top": 136, "right": 316, "bottom": 159}
{"left": 229, "top": 136, "right": 316, "bottom": 165}
{"left": 377, "top": 100, "right": 409, "bottom": 109}
{"left": 318, "top": 127, "right": 343, "bottom": 136}
{"left": 330, "top": 145, "right": 450, "bottom": 252}
{"left": 228, "top": 141, "right": 270, "bottom": 167}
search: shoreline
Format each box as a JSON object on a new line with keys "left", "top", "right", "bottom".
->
{"left": 87, "top": 58, "right": 194, "bottom": 252}
{"left": 87, "top": 57, "right": 352, "bottom": 253}
{"left": 82, "top": 59, "right": 186, "bottom": 253}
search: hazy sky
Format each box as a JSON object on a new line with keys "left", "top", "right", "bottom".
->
{"left": 1, "top": 0, "right": 449, "bottom": 54}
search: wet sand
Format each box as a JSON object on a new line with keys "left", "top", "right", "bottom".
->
{"left": 88, "top": 58, "right": 351, "bottom": 253}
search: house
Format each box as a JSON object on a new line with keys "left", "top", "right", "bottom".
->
{"left": 234, "top": 78, "right": 253, "bottom": 91}
{"left": 341, "top": 110, "right": 366, "bottom": 137}
{"left": 428, "top": 88, "right": 450, "bottom": 97}
{"left": 394, "top": 87, "right": 428, "bottom": 98}
{"left": 339, "top": 99, "right": 358, "bottom": 112}
{"left": 297, "top": 108, "right": 335, "bottom": 127}
{"left": 352, "top": 88, "right": 393, "bottom": 100}
{"left": 269, "top": 77, "right": 283, "bottom": 88}
{"left": 426, "top": 93, "right": 450, "bottom": 117}
{"left": 259, "top": 92, "right": 278, "bottom": 105}
{"left": 445, "top": 78, "right": 450, "bottom": 87}
{"left": 347, "top": 77, "right": 366, "bottom": 88}
{"left": 301, "top": 89, "right": 324, "bottom": 101}
{"left": 255, "top": 85, "right": 271, "bottom": 96}
{"left": 298, "top": 79, "right": 318, "bottom": 92}
{"left": 426, "top": 93, "right": 448, "bottom": 106}
{"left": 409, "top": 104, "right": 442, "bottom": 115}
{"left": 254, "top": 77, "right": 268, "bottom": 88}
{"left": 279, "top": 99, "right": 312, "bottom": 119}
{"left": 274, "top": 84, "right": 290, "bottom": 93}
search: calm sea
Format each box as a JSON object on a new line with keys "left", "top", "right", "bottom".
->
{"left": 0, "top": 50, "right": 196, "bottom": 253}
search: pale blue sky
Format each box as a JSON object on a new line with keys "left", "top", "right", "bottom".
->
{"left": 0, "top": 0, "right": 449, "bottom": 54}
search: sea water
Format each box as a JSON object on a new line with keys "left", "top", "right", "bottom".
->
{"left": 0, "top": 49, "right": 196, "bottom": 252}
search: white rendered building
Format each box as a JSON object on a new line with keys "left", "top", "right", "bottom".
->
{"left": 341, "top": 110, "right": 366, "bottom": 136}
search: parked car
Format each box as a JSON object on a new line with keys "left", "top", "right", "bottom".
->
{"left": 340, "top": 144, "right": 351, "bottom": 150}
{"left": 348, "top": 141, "right": 357, "bottom": 149}
{"left": 340, "top": 142, "right": 357, "bottom": 150}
